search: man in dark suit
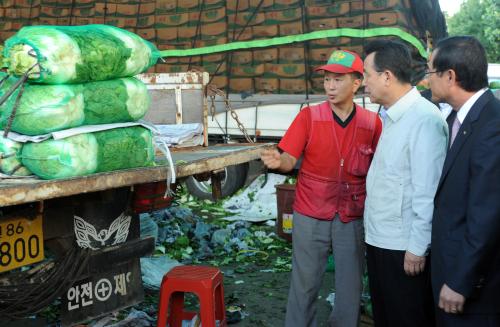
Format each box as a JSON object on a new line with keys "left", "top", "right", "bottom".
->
{"left": 428, "top": 36, "right": 500, "bottom": 326}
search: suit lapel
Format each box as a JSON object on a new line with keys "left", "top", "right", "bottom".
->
{"left": 436, "top": 91, "right": 494, "bottom": 193}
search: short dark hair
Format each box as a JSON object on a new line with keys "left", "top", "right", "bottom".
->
{"left": 364, "top": 40, "right": 412, "bottom": 84}
{"left": 351, "top": 72, "right": 363, "bottom": 80}
{"left": 432, "top": 36, "right": 488, "bottom": 92}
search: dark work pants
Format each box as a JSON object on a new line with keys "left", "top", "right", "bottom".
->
{"left": 436, "top": 309, "right": 500, "bottom": 327}
{"left": 366, "top": 244, "right": 435, "bottom": 327}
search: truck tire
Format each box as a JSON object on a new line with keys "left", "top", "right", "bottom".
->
{"left": 185, "top": 163, "right": 248, "bottom": 200}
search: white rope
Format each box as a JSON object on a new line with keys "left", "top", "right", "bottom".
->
{"left": 154, "top": 136, "right": 176, "bottom": 197}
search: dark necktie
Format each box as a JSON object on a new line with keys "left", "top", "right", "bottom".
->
{"left": 446, "top": 110, "right": 458, "bottom": 148}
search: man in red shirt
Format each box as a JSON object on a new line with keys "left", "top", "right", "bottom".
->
{"left": 261, "top": 50, "right": 382, "bottom": 327}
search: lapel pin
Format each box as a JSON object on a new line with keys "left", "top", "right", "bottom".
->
{"left": 463, "top": 131, "right": 467, "bottom": 135}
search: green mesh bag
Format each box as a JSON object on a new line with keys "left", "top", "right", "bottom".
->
{"left": 0, "top": 73, "right": 85, "bottom": 135}
{"left": 0, "top": 136, "right": 31, "bottom": 176}
{"left": 94, "top": 126, "right": 155, "bottom": 173}
{"left": 3, "top": 24, "right": 160, "bottom": 84}
{"left": 0, "top": 74, "right": 149, "bottom": 135}
{"left": 0, "top": 45, "right": 5, "bottom": 68}
{"left": 21, "top": 133, "right": 98, "bottom": 179}
{"left": 83, "top": 77, "right": 150, "bottom": 124}
{"left": 21, "top": 126, "right": 154, "bottom": 179}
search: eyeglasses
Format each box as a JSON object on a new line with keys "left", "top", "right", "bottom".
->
{"left": 424, "top": 69, "right": 439, "bottom": 78}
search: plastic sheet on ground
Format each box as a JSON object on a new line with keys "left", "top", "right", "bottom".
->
{"left": 105, "top": 308, "right": 155, "bottom": 327}
{"left": 222, "top": 173, "right": 287, "bottom": 222}
{"left": 140, "top": 255, "right": 181, "bottom": 290}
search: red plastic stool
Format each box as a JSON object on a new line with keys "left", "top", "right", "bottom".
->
{"left": 157, "top": 265, "right": 227, "bottom": 327}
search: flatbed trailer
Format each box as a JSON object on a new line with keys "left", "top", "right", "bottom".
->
{"left": 0, "top": 70, "right": 273, "bottom": 326}
{"left": 0, "top": 143, "right": 272, "bottom": 207}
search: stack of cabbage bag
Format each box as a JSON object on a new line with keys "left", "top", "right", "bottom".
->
{"left": 0, "top": 24, "right": 161, "bottom": 179}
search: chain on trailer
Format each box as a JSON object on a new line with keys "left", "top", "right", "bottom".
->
{"left": 207, "top": 84, "right": 254, "bottom": 144}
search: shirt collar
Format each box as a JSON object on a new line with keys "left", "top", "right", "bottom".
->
{"left": 385, "top": 87, "right": 421, "bottom": 122}
{"left": 456, "top": 88, "right": 488, "bottom": 123}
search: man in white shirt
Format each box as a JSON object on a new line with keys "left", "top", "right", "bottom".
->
{"left": 362, "top": 40, "right": 448, "bottom": 327}
{"left": 428, "top": 36, "right": 500, "bottom": 327}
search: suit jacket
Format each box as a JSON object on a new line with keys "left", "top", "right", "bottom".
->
{"left": 431, "top": 90, "right": 500, "bottom": 314}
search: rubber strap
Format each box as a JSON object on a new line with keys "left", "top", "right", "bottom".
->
{"left": 159, "top": 27, "right": 428, "bottom": 59}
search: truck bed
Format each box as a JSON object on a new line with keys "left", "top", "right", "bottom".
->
{"left": 0, "top": 143, "right": 273, "bottom": 207}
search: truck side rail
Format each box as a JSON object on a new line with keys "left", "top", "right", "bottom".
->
{"left": 0, "top": 143, "right": 274, "bottom": 207}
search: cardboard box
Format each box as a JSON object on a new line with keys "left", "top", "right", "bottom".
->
{"left": 280, "top": 79, "right": 308, "bottom": 94}
{"left": 0, "top": 31, "right": 16, "bottom": 41}
{"left": 115, "top": 4, "right": 138, "bottom": 16}
{"left": 229, "top": 78, "right": 254, "bottom": 93}
{"left": 306, "top": 3, "right": 350, "bottom": 18}
{"left": 253, "top": 48, "right": 278, "bottom": 62}
{"left": 230, "top": 51, "right": 253, "bottom": 65}
{"left": 72, "top": 7, "right": 94, "bottom": 17}
{"left": 279, "top": 47, "right": 305, "bottom": 62}
{"left": 2, "top": 0, "right": 40, "bottom": 7}
{"left": 273, "top": 0, "right": 301, "bottom": 9}
{"left": 252, "top": 24, "right": 279, "bottom": 38}
{"left": 136, "top": 28, "right": 156, "bottom": 41}
{"left": 351, "top": 0, "right": 400, "bottom": 11}
{"left": 210, "top": 75, "right": 228, "bottom": 89}
{"left": 249, "top": 0, "right": 273, "bottom": 9}
{"left": 156, "top": 13, "right": 189, "bottom": 27}
{"left": 177, "top": 0, "right": 200, "bottom": 11}
{"left": 8, "top": 7, "right": 41, "bottom": 19}
{"left": 203, "top": 62, "right": 227, "bottom": 75}
{"left": 189, "top": 7, "right": 226, "bottom": 24}
{"left": 40, "top": 6, "right": 70, "bottom": 17}
{"left": 122, "top": 18, "right": 137, "bottom": 28}
{"left": 369, "top": 11, "right": 411, "bottom": 27}
{"left": 228, "top": 12, "right": 265, "bottom": 27}
{"left": 200, "top": 22, "right": 227, "bottom": 38}
{"left": 175, "top": 56, "right": 202, "bottom": 65}
{"left": 227, "top": 0, "right": 250, "bottom": 13}
{"left": 205, "top": 0, "right": 225, "bottom": 7}
{"left": 156, "top": 64, "right": 190, "bottom": 73}
{"left": 203, "top": 53, "right": 225, "bottom": 63}
{"left": 138, "top": 2, "right": 155, "bottom": 15}
{"left": 74, "top": 17, "right": 94, "bottom": 25}
{"left": 195, "top": 37, "right": 228, "bottom": 47}
{"left": 155, "top": 0, "right": 177, "bottom": 13}
{"left": 228, "top": 28, "right": 253, "bottom": 41}
{"left": 310, "top": 36, "right": 352, "bottom": 47}
{"left": 231, "top": 63, "right": 265, "bottom": 77}
{"left": 177, "top": 26, "right": 198, "bottom": 40}
{"left": 38, "top": 17, "right": 58, "bottom": 25}
{"left": 255, "top": 78, "right": 279, "bottom": 93}
{"left": 265, "top": 63, "right": 306, "bottom": 78}
{"left": 309, "top": 48, "right": 333, "bottom": 64}
{"left": 95, "top": 3, "right": 117, "bottom": 16}
{"left": 137, "top": 15, "right": 155, "bottom": 28}
{"left": 2, "top": 21, "right": 25, "bottom": 31}
{"left": 338, "top": 15, "right": 364, "bottom": 28}
{"left": 265, "top": 7, "right": 301, "bottom": 24}
{"left": 305, "top": 0, "right": 349, "bottom": 5}
{"left": 280, "top": 21, "right": 303, "bottom": 36}
{"left": 343, "top": 45, "right": 364, "bottom": 56}
{"left": 311, "top": 77, "right": 324, "bottom": 92}
{"left": 102, "top": 18, "right": 125, "bottom": 28}
{"left": 309, "top": 17, "right": 338, "bottom": 31}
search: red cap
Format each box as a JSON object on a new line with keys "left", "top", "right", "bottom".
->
{"left": 315, "top": 50, "right": 364, "bottom": 75}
